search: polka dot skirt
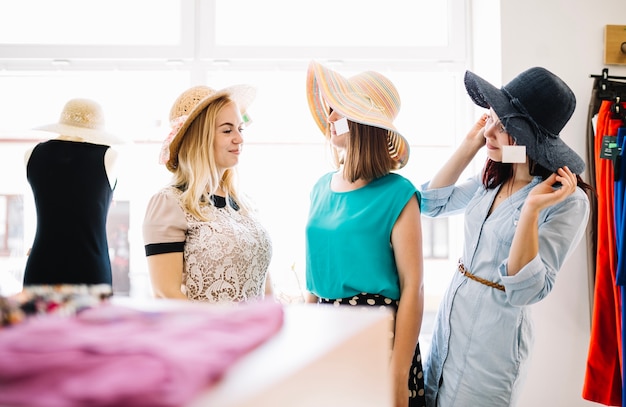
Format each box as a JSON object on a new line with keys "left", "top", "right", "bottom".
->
{"left": 320, "top": 293, "right": 426, "bottom": 406}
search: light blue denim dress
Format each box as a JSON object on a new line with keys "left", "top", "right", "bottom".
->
{"left": 420, "top": 174, "right": 589, "bottom": 407}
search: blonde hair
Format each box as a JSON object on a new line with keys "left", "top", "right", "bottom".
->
{"left": 170, "top": 97, "right": 251, "bottom": 220}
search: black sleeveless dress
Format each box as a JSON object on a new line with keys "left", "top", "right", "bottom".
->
{"left": 23, "top": 140, "right": 114, "bottom": 286}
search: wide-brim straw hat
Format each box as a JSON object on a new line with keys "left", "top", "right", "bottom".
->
{"left": 162, "top": 84, "right": 256, "bottom": 172}
{"left": 34, "top": 98, "right": 125, "bottom": 145}
{"left": 306, "top": 60, "right": 409, "bottom": 168}
{"left": 464, "top": 67, "right": 584, "bottom": 174}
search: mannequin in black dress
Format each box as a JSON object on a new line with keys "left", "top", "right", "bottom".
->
{"left": 23, "top": 98, "right": 124, "bottom": 287}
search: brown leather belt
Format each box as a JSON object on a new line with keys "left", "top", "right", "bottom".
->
{"left": 458, "top": 260, "right": 505, "bottom": 292}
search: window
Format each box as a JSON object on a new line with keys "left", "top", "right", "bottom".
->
{"left": 0, "top": 0, "right": 471, "bottom": 310}
{"left": 422, "top": 217, "right": 449, "bottom": 259}
{"left": 0, "top": 195, "right": 24, "bottom": 257}
{"left": 107, "top": 201, "right": 131, "bottom": 296}
{"left": 0, "top": 195, "right": 25, "bottom": 295}
{"left": 0, "top": 0, "right": 191, "bottom": 59}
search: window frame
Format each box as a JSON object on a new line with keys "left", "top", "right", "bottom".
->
{"left": 198, "top": 0, "right": 466, "bottom": 62}
{"left": 0, "top": 0, "right": 472, "bottom": 302}
{"left": 0, "top": 0, "right": 466, "bottom": 67}
{"left": 0, "top": 1, "right": 195, "bottom": 61}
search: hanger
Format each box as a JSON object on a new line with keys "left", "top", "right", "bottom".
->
{"left": 611, "top": 96, "right": 626, "bottom": 122}
{"left": 593, "top": 69, "right": 626, "bottom": 178}
{"left": 590, "top": 68, "right": 626, "bottom": 100}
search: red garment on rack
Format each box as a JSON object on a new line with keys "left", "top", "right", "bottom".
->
{"left": 583, "top": 100, "right": 623, "bottom": 406}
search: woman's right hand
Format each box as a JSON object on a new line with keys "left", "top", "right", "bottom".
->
{"left": 426, "top": 113, "right": 489, "bottom": 190}
{"left": 464, "top": 113, "right": 488, "bottom": 151}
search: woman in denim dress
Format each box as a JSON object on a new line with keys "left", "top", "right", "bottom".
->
{"left": 421, "top": 67, "right": 592, "bottom": 407}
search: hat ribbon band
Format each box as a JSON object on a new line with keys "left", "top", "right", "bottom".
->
{"left": 501, "top": 88, "right": 558, "bottom": 141}
{"left": 159, "top": 115, "right": 188, "bottom": 165}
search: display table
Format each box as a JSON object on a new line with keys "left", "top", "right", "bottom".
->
{"left": 186, "top": 303, "right": 393, "bottom": 407}
{"left": 0, "top": 296, "right": 393, "bottom": 407}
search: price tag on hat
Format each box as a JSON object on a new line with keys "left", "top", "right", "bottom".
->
{"left": 502, "top": 145, "right": 527, "bottom": 163}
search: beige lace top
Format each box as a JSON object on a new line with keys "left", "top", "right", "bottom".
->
{"left": 143, "top": 186, "right": 272, "bottom": 303}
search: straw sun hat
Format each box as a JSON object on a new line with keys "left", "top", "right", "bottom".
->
{"left": 306, "top": 60, "right": 409, "bottom": 168}
{"left": 161, "top": 84, "right": 256, "bottom": 172}
{"left": 464, "top": 67, "right": 585, "bottom": 174}
{"left": 35, "top": 98, "right": 124, "bottom": 145}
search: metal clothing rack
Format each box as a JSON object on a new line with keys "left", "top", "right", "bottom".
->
{"left": 590, "top": 68, "right": 626, "bottom": 120}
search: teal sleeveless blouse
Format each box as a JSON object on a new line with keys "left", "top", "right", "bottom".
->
{"left": 305, "top": 172, "right": 420, "bottom": 300}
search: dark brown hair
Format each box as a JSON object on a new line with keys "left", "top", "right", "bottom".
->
{"left": 481, "top": 158, "right": 593, "bottom": 193}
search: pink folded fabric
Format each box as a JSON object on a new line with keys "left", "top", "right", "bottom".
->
{"left": 0, "top": 299, "right": 284, "bottom": 407}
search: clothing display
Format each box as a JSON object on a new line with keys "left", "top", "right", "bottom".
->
{"left": 421, "top": 174, "right": 589, "bottom": 407}
{"left": 583, "top": 70, "right": 626, "bottom": 406}
{"left": 617, "top": 127, "right": 626, "bottom": 287}
{"left": 143, "top": 186, "right": 272, "bottom": 303}
{"left": 583, "top": 99, "right": 624, "bottom": 406}
{"left": 0, "top": 284, "right": 113, "bottom": 328}
{"left": 24, "top": 140, "right": 114, "bottom": 286}
{"left": 0, "top": 299, "right": 284, "bottom": 407}
{"left": 618, "top": 127, "right": 626, "bottom": 407}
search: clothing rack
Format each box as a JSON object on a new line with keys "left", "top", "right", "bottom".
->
{"left": 590, "top": 68, "right": 626, "bottom": 100}
{"left": 589, "top": 69, "right": 626, "bottom": 180}
{"left": 590, "top": 67, "right": 626, "bottom": 81}
{"left": 590, "top": 68, "right": 626, "bottom": 120}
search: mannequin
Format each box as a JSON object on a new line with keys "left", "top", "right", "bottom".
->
{"left": 23, "top": 98, "right": 125, "bottom": 287}
{"left": 24, "top": 135, "right": 118, "bottom": 188}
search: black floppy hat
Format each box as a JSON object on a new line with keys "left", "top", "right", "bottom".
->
{"left": 464, "top": 67, "right": 585, "bottom": 174}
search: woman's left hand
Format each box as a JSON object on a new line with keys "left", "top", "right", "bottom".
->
{"left": 525, "top": 166, "right": 577, "bottom": 211}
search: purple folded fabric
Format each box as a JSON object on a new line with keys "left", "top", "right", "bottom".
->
{"left": 0, "top": 299, "right": 284, "bottom": 407}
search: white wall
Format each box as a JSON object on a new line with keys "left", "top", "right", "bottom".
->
{"left": 473, "top": 1, "right": 626, "bottom": 406}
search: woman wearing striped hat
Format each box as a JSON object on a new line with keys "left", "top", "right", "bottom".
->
{"left": 305, "top": 60, "right": 425, "bottom": 407}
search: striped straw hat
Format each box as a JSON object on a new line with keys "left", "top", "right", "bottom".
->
{"left": 306, "top": 60, "right": 409, "bottom": 168}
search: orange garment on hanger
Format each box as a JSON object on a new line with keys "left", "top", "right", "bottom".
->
{"left": 583, "top": 100, "right": 622, "bottom": 406}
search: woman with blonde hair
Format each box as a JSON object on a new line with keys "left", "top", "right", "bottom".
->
{"left": 143, "top": 85, "right": 272, "bottom": 303}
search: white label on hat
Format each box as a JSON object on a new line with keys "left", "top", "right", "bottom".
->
{"left": 333, "top": 117, "right": 349, "bottom": 136}
{"left": 502, "top": 145, "right": 527, "bottom": 163}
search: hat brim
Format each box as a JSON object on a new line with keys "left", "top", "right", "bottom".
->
{"left": 306, "top": 61, "right": 409, "bottom": 168}
{"left": 34, "top": 123, "right": 126, "bottom": 145}
{"left": 464, "top": 70, "right": 585, "bottom": 174}
{"left": 166, "top": 84, "right": 256, "bottom": 172}
{"left": 500, "top": 117, "right": 585, "bottom": 174}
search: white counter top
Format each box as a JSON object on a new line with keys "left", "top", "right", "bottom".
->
{"left": 108, "top": 298, "right": 393, "bottom": 407}
{"left": 187, "top": 303, "right": 393, "bottom": 407}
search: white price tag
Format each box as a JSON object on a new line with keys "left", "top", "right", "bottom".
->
{"left": 334, "top": 117, "right": 349, "bottom": 135}
{"left": 502, "top": 145, "right": 526, "bottom": 163}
